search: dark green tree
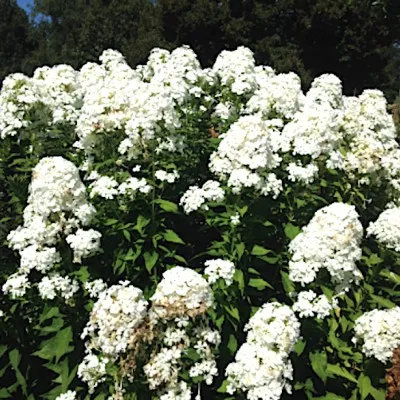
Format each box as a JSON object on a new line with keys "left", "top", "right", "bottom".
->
{"left": 31, "top": 0, "right": 163, "bottom": 68}
{"left": 0, "top": 0, "right": 36, "bottom": 84}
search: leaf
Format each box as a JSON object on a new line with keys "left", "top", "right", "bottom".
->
{"left": 327, "top": 364, "right": 357, "bottom": 383}
{"left": 163, "top": 229, "right": 184, "bottom": 244}
{"left": 248, "top": 278, "right": 273, "bottom": 290}
{"left": 217, "top": 379, "right": 229, "bottom": 393}
{"left": 227, "top": 334, "right": 238, "bottom": 354}
{"left": 9, "top": 349, "right": 27, "bottom": 395}
{"left": 134, "top": 215, "right": 150, "bottom": 235}
{"left": 144, "top": 251, "right": 159, "bottom": 273}
{"left": 379, "top": 269, "right": 400, "bottom": 285}
{"left": 310, "top": 351, "right": 328, "bottom": 383}
{"left": 358, "top": 374, "right": 372, "bottom": 400}
{"left": 251, "top": 245, "right": 273, "bottom": 256}
{"left": 233, "top": 269, "right": 244, "bottom": 294}
{"left": 224, "top": 305, "right": 240, "bottom": 321}
{"left": 235, "top": 242, "right": 245, "bottom": 259}
{"left": 284, "top": 223, "right": 301, "bottom": 240}
{"left": 281, "top": 271, "right": 295, "bottom": 294}
{"left": 122, "top": 229, "right": 131, "bottom": 241}
{"left": 155, "top": 199, "right": 178, "bottom": 213}
{"left": 33, "top": 327, "right": 73, "bottom": 362}
{"left": 369, "top": 294, "right": 396, "bottom": 308}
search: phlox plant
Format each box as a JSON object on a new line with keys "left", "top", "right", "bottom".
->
{"left": 0, "top": 45, "right": 400, "bottom": 400}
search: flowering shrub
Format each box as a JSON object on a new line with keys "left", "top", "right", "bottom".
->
{"left": 0, "top": 45, "right": 400, "bottom": 399}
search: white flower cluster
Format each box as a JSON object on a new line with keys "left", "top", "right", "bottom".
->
{"left": 180, "top": 180, "right": 225, "bottom": 214}
{"left": 3, "top": 157, "right": 100, "bottom": 299}
{"left": 151, "top": 266, "right": 213, "bottom": 319}
{"left": 66, "top": 228, "right": 102, "bottom": 263}
{"left": 84, "top": 279, "right": 108, "bottom": 298}
{"left": 3, "top": 46, "right": 400, "bottom": 203}
{"left": 288, "top": 202, "right": 363, "bottom": 291}
{"left": 0, "top": 65, "right": 80, "bottom": 138}
{"left": 353, "top": 307, "right": 400, "bottom": 363}
{"left": 38, "top": 274, "right": 79, "bottom": 302}
{"left": 226, "top": 302, "right": 300, "bottom": 400}
{"left": 209, "top": 115, "right": 283, "bottom": 195}
{"left": 78, "top": 352, "right": 108, "bottom": 394}
{"left": 89, "top": 173, "right": 152, "bottom": 200}
{"left": 367, "top": 207, "right": 400, "bottom": 252}
{"left": 292, "top": 290, "right": 337, "bottom": 319}
{"left": 155, "top": 169, "right": 180, "bottom": 183}
{"left": 81, "top": 281, "right": 148, "bottom": 358}
{"left": 204, "top": 259, "right": 236, "bottom": 286}
{"left": 55, "top": 391, "right": 77, "bottom": 400}
{"left": 78, "top": 267, "right": 217, "bottom": 396}
{"left": 144, "top": 323, "right": 220, "bottom": 398}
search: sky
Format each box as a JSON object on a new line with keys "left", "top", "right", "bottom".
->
{"left": 16, "top": 0, "right": 33, "bottom": 12}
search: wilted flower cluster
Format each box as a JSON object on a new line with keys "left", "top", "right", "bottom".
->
{"left": 288, "top": 202, "right": 363, "bottom": 291}
{"left": 78, "top": 267, "right": 218, "bottom": 396}
{"left": 353, "top": 307, "right": 400, "bottom": 363}
{"left": 3, "top": 157, "right": 100, "bottom": 299}
{"left": 226, "top": 302, "right": 300, "bottom": 400}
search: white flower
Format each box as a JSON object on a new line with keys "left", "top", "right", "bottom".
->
{"left": 81, "top": 281, "right": 148, "bottom": 358}
{"left": 180, "top": 180, "right": 224, "bottom": 214}
{"left": 367, "top": 207, "right": 400, "bottom": 252}
{"left": 151, "top": 266, "right": 213, "bottom": 318}
{"left": 89, "top": 176, "right": 118, "bottom": 199}
{"left": 353, "top": 307, "right": 400, "bottom": 363}
{"left": 288, "top": 202, "right": 363, "bottom": 291}
{"left": 155, "top": 169, "right": 180, "bottom": 183}
{"left": 226, "top": 302, "right": 300, "bottom": 400}
{"left": 2, "top": 273, "right": 30, "bottom": 298}
{"left": 78, "top": 353, "right": 108, "bottom": 393}
{"left": 66, "top": 228, "right": 102, "bottom": 263}
{"left": 204, "top": 259, "right": 236, "bottom": 286}
{"left": 292, "top": 290, "right": 337, "bottom": 319}
{"left": 84, "top": 279, "right": 108, "bottom": 298}
{"left": 55, "top": 390, "right": 77, "bottom": 400}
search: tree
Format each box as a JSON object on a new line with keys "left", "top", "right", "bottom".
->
{"left": 0, "top": 0, "right": 36, "bottom": 84}
{"left": 31, "top": 0, "right": 163, "bottom": 68}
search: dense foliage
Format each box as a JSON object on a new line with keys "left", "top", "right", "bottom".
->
{"left": 1, "top": 45, "right": 400, "bottom": 400}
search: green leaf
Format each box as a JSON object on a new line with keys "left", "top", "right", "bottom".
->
{"left": 224, "top": 305, "right": 240, "bottom": 321}
{"left": 163, "top": 229, "right": 185, "bottom": 244}
{"left": 144, "top": 251, "right": 159, "bottom": 273}
{"left": 327, "top": 364, "right": 357, "bottom": 383}
{"left": 233, "top": 269, "right": 244, "bottom": 294}
{"left": 248, "top": 278, "right": 273, "bottom": 290}
{"left": 134, "top": 215, "right": 150, "bottom": 235}
{"left": 227, "top": 334, "right": 238, "bottom": 354}
{"left": 284, "top": 223, "right": 301, "bottom": 240}
{"left": 310, "top": 351, "right": 328, "bottom": 383}
{"left": 281, "top": 271, "right": 295, "bottom": 294}
{"left": 235, "top": 242, "right": 245, "bottom": 259}
{"left": 369, "top": 294, "right": 396, "bottom": 308}
{"left": 155, "top": 199, "right": 178, "bottom": 213}
{"left": 9, "top": 349, "right": 27, "bottom": 395}
{"left": 358, "top": 374, "right": 372, "bottom": 400}
{"left": 33, "top": 327, "right": 73, "bottom": 363}
{"left": 217, "top": 379, "right": 229, "bottom": 393}
{"left": 251, "top": 245, "right": 273, "bottom": 256}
